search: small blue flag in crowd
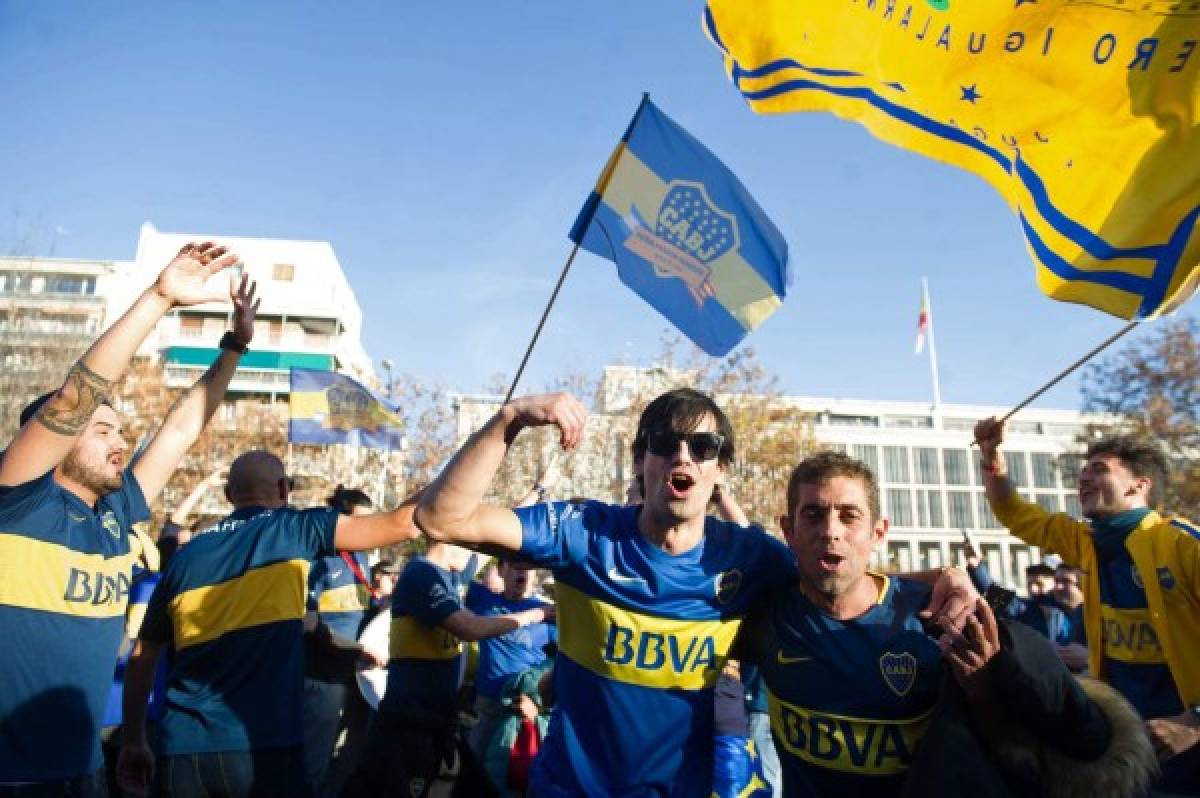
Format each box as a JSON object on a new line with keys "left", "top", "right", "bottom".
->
{"left": 570, "top": 96, "right": 790, "bottom": 357}
{"left": 288, "top": 368, "right": 404, "bottom": 450}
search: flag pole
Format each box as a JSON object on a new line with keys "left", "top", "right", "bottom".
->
{"left": 503, "top": 93, "right": 651, "bottom": 404}
{"left": 503, "top": 241, "right": 583, "bottom": 403}
{"left": 996, "top": 320, "right": 1139, "bottom": 424}
{"left": 922, "top": 277, "right": 944, "bottom": 424}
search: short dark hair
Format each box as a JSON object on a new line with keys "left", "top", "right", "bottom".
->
{"left": 632, "top": 388, "right": 735, "bottom": 467}
{"left": 1026, "top": 563, "right": 1056, "bottom": 579}
{"left": 328, "top": 485, "right": 373, "bottom": 515}
{"left": 19, "top": 391, "right": 111, "bottom": 427}
{"left": 1085, "top": 435, "right": 1169, "bottom": 508}
{"left": 786, "top": 450, "right": 881, "bottom": 522}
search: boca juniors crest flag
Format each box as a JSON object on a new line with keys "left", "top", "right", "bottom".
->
{"left": 288, "top": 368, "right": 404, "bottom": 450}
{"left": 570, "top": 96, "right": 790, "bottom": 357}
{"left": 704, "top": 0, "right": 1200, "bottom": 319}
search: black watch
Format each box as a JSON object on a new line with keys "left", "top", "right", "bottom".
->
{"left": 219, "top": 331, "right": 248, "bottom": 354}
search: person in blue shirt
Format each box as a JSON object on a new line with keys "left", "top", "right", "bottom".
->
{"left": 412, "top": 389, "right": 802, "bottom": 797}
{"left": 116, "top": 451, "right": 425, "bottom": 798}
{"left": 344, "top": 541, "right": 546, "bottom": 798}
{"left": 465, "top": 561, "right": 557, "bottom": 762}
{"left": 302, "top": 486, "right": 383, "bottom": 798}
{"left": 0, "top": 242, "right": 253, "bottom": 796}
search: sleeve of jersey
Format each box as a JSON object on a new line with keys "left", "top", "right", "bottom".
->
{"left": 307, "top": 559, "right": 326, "bottom": 611}
{"left": 405, "top": 562, "right": 464, "bottom": 627}
{"left": 138, "top": 574, "right": 174, "bottom": 645}
{"left": 293, "top": 507, "right": 340, "bottom": 560}
{"left": 0, "top": 469, "right": 57, "bottom": 514}
{"left": 515, "top": 501, "right": 591, "bottom": 570}
{"left": 991, "top": 493, "right": 1089, "bottom": 565}
{"left": 465, "top": 581, "right": 489, "bottom": 613}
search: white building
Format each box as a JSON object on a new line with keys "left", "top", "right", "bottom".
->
{"left": 453, "top": 365, "right": 1111, "bottom": 590}
{"left": 789, "top": 395, "right": 1102, "bottom": 586}
{"left": 101, "top": 222, "right": 374, "bottom": 398}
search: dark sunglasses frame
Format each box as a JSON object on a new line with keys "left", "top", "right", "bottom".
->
{"left": 644, "top": 429, "right": 726, "bottom": 462}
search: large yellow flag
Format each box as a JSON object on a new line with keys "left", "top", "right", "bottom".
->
{"left": 704, "top": 0, "right": 1200, "bottom": 319}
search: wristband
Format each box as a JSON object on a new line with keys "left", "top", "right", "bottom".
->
{"left": 219, "top": 331, "right": 248, "bottom": 354}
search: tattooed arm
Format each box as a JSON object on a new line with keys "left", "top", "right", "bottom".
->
{"left": 0, "top": 243, "right": 241, "bottom": 487}
{"left": 133, "top": 276, "right": 259, "bottom": 502}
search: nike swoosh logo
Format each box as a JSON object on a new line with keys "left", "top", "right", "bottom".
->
{"left": 776, "top": 651, "right": 813, "bottom": 665}
{"left": 607, "top": 566, "right": 645, "bottom": 585}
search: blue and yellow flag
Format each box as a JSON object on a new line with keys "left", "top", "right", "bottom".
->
{"left": 288, "top": 368, "right": 403, "bottom": 450}
{"left": 704, "top": 1, "right": 1200, "bottom": 319}
{"left": 570, "top": 97, "right": 790, "bottom": 357}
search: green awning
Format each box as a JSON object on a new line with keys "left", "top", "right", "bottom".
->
{"left": 165, "top": 346, "right": 334, "bottom": 371}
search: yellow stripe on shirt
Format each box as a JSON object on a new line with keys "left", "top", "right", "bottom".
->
{"left": 0, "top": 533, "right": 135, "bottom": 619}
{"left": 169, "top": 559, "right": 309, "bottom": 650}
{"left": 555, "top": 581, "right": 740, "bottom": 691}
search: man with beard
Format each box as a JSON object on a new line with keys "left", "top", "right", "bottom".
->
{"left": 0, "top": 242, "right": 254, "bottom": 796}
{"left": 975, "top": 420, "right": 1200, "bottom": 794}
{"left": 411, "top": 389, "right": 978, "bottom": 797}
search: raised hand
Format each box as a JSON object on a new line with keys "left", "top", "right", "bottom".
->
{"left": 230, "top": 273, "right": 260, "bottom": 347}
{"left": 505, "top": 393, "right": 588, "bottom": 450}
{"left": 154, "top": 242, "right": 240, "bottom": 307}
{"left": 940, "top": 598, "right": 1002, "bottom": 696}
{"left": 919, "top": 566, "right": 979, "bottom": 634}
{"left": 973, "top": 417, "right": 1006, "bottom": 466}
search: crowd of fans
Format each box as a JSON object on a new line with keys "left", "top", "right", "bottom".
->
{"left": 0, "top": 243, "right": 1195, "bottom": 798}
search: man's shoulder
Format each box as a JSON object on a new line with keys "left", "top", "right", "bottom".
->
{"left": 1163, "top": 516, "right": 1200, "bottom": 543}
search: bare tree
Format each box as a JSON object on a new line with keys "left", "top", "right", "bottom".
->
{"left": 1080, "top": 316, "right": 1199, "bottom": 518}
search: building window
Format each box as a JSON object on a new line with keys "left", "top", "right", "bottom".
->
{"left": 884, "top": 446, "right": 910, "bottom": 483}
{"left": 829, "top": 413, "right": 878, "bottom": 427}
{"left": 43, "top": 275, "right": 94, "bottom": 295}
{"left": 883, "top": 415, "right": 933, "bottom": 429}
{"left": 1065, "top": 495, "right": 1082, "bottom": 518}
{"left": 916, "top": 489, "right": 945, "bottom": 528}
{"left": 1005, "top": 451, "right": 1029, "bottom": 487}
{"left": 1059, "top": 454, "right": 1083, "bottom": 489}
{"left": 914, "top": 447, "right": 940, "bottom": 484}
{"left": 273, "top": 263, "right": 295, "bottom": 281}
{"left": 887, "top": 488, "right": 914, "bottom": 527}
{"left": 947, "top": 491, "right": 973, "bottom": 529}
{"left": 179, "top": 316, "right": 203, "bottom": 338}
{"left": 1031, "top": 453, "right": 1058, "bottom": 489}
{"left": 976, "top": 492, "right": 1002, "bottom": 529}
{"left": 269, "top": 320, "right": 283, "bottom": 345}
{"left": 1035, "top": 494, "right": 1061, "bottom": 513}
{"left": 943, "top": 449, "right": 969, "bottom": 485}
{"left": 852, "top": 444, "right": 879, "bottom": 476}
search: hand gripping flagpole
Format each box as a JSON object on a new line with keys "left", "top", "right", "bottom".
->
{"left": 503, "top": 93, "right": 651, "bottom": 404}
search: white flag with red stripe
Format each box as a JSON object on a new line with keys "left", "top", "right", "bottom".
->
{"left": 915, "top": 290, "right": 929, "bottom": 355}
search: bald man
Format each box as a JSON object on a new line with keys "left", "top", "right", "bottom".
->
{"left": 116, "top": 451, "right": 421, "bottom": 798}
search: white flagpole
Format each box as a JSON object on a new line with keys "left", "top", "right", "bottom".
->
{"left": 922, "top": 277, "right": 944, "bottom": 426}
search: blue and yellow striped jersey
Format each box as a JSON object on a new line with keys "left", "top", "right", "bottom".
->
{"left": 308, "top": 551, "right": 372, "bottom": 641}
{"left": 0, "top": 469, "right": 149, "bottom": 782}
{"left": 739, "top": 577, "right": 943, "bottom": 798}
{"left": 139, "top": 505, "right": 338, "bottom": 755}
{"left": 516, "top": 500, "right": 795, "bottom": 798}
{"left": 380, "top": 556, "right": 468, "bottom": 718}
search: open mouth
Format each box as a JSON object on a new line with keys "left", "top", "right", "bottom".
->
{"left": 667, "top": 472, "right": 695, "bottom": 498}
{"left": 107, "top": 453, "right": 124, "bottom": 469}
{"left": 817, "top": 553, "right": 845, "bottom": 573}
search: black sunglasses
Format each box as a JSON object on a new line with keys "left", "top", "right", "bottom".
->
{"left": 644, "top": 429, "right": 725, "bottom": 462}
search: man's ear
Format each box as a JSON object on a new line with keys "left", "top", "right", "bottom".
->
{"left": 873, "top": 517, "right": 890, "bottom": 547}
{"left": 779, "top": 513, "right": 793, "bottom": 542}
{"left": 633, "top": 455, "right": 644, "bottom": 477}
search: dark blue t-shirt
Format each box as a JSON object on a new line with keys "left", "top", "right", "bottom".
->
{"left": 380, "top": 557, "right": 467, "bottom": 717}
{"left": 0, "top": 469, "right": 149, "bottom": 781}
{"left": 465, "top": 581, "right": 555, "bottom": 699}
{"left": 308, "top": 551, "right": 372, "bottom": 641}
{"left": 140, "top": 505, "right": 338, "bottom": 754}
{"left": 739, "top": 577, "right": 943, "bottom": 798}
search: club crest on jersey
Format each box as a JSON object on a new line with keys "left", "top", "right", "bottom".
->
{"left": 714, "top": 569, "right": 743, "bottom": 604}
{"left": 100, "top": 511, "right": 122, "bottom": 540}
{"left": 1157, "top": 566, "right": 1176, "bottom": 591}
{"left": 880, "top": 651, "right": 918, "bottom": 697}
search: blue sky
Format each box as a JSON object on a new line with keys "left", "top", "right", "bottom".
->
{"left": 1, "top": 2, "right": 1191, "bottom": 409}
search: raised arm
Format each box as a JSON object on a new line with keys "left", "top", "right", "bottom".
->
{"left": 413, "top": 393, "right": 587, "bottom": 555}
{"left": 973, "top": 417, "right": 1017, "bottom": 506}
{"left": 168, "top": 467, "right": 226, "bottom": 528}
{"left": 133, "top": 274, "right": 259, "bottom": 501}
{"left": 0, "top": 243, "right": 238, "bottom": 487}
{"left": 441, "top": 605, "right": 551, "bottom": 642}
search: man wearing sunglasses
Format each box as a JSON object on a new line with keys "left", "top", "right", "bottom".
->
{"left": 414, "top": 388, "right": 838, "bottom": 796}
